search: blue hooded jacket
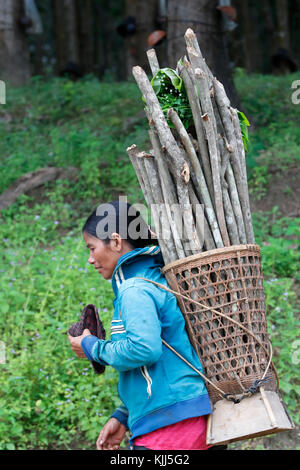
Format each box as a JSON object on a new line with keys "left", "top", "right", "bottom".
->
{"left": 81, "top": 245, "right": 212, "bottom": 443}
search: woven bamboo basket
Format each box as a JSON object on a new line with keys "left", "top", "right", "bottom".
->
{"left": 162, "top": 244, "right": 278, "bottom": 403}
{"left": 162, "top": 244, "right": 295, "bottom": 444}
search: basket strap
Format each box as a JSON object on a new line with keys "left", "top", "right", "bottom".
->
{"left": 161, "top": 338, "right": 227, "bottom": 401}
{"left": 136, "top": 276, "right": 280, "bottom": 399}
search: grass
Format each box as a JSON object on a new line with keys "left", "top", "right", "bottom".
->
{"left": 0, "top": 69, "right": 299, "bottom": 450}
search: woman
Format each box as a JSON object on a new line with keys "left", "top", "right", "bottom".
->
{"left": 68, "top": 200, "right": 213, "bottom": 450}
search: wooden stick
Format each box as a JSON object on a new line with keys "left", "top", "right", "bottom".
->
{"left": 230, "top": 107, "right": 248, "bottom": 195}
{"left": 186, "top": 46, "right": 218, "bottom": 137}
{"left": 139, "top": 161, "right": 171, "bottom": 264}
{"left": 147, "top": 48, "right": 160, "bottom": 76}
{"left": 216, "top": 134, "right": 240, "bottom": 245}
{"left": 213, "top": 78, "right": 255, "bottom": 244}
{"left": 197, "top": 57, "right": 249, "bottom": 245}
{"left": 185, "top": 58, "right": 230, "bottom": 247}
{"left": 127, "top": 144, "right": 151, "bottom": 207}
{"left": 148, "top": 129, "right": 186, "bottom": 259}
{"left": 220, "top": 135, "right": 233, "bottom": 180}
{"left": 222, "top": 184, "right": 240, "bottom": 245}
{"left": 230, "top": 107, "right": 253, "bottom": 243}
{"left": 183, "top": 46, "right": 229, "bottom": 247}
{"left": 188, "top": 185, "right": 216, "bottom": 251}
{"left": 142, "top": 156, "right": 178, "bottom": 264}
{"left": 127, "top": 145, "right": 172, "bottom": 263}
{"left": 184, "top": 28, "right": 213, "bottom": 89}
{"left": 225, "top": 164, "right": 247, "bottom": 244}
{"left": 180, "top": 60, "right": 214, "bottom": 204}
{"left": 127, "top": 144, "right": 179, "bottom": 264}
{"left": 167, "top": 107, "right": 224, "bottom": 249}
{"left": 211, "top": 95, "right": 248, "bottom": 244}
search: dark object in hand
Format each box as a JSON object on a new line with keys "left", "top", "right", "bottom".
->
{"left": 68, "top": 304, "right": 106, "bottom": 374}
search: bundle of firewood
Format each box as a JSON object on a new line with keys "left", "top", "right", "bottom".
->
{"left": 127, "top": 28, "right": 254, "bottom": 266}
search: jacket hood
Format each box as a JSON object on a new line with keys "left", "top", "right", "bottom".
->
{"left": 111, "top": 245, "right": 163, "bottom": 296}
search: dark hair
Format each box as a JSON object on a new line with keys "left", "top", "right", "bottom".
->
{"left": 82, "top": 200, "right": 158, "bottom": 249}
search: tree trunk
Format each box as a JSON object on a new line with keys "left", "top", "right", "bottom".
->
{"left": 52, "top": 0, "right": 80, "bottom": 75}
{"left": 275, "top": 0, "right": 290, "bottom": 50}
{"left": 0, "top": 0, "right": 31, "bottom": 85}
{"left": 96, "top": 0, "right": 126, "bottom": 80}
{"left": 290, "top": 0, "right": 300, "bottom": 69}
{"left": 272, "top": 0, "right": 295, "bottom": 74}
{"left": 76, "top": 0, "right": 94, "bottom": 74}
{"left": 235, "top": 0, "right": 263, "bottom": 73}
{"left": 166, "top": 0, "right": 240, "bottom": 108}
{"left": 124, "top": 0, "right": 157, "bottom": 79}
{"left": 261, "top": 0, "right": 276, "bottom": 72}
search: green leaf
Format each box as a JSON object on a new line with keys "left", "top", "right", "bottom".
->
{"left": 151, "top": 68, "right": 183, "bottom": 95}
{"left": 6, "top": 443, "right": 15, "bottom": 450}
{"left": 238, "top": 110, "right": 250, "bottom": 152}
{"left": 238, "top": 111, "right": 250, "bottom": 127}
{"left": 0, "top": 304, "right": 9, "bottom": 314}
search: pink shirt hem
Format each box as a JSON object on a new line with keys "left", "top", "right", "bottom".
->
{"left": 133, "top": 415, "right": 212, "bottom": 450}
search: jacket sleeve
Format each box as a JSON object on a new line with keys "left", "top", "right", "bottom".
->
{"left": 110, "top": 403, "right": 129, "bottom": 430}
{"left": 81, "top": 285, "right": 163, "bottom": 372}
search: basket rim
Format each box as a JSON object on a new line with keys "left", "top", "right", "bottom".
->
{"left": 161, "top": 244, "right": 260, "bottom": 274}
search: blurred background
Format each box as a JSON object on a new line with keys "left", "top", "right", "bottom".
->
{"left": 0, "top": 0, "right": 299, "bottom": 451}
{"left": 1, "top": 1, "right": 299, "bottom": 94}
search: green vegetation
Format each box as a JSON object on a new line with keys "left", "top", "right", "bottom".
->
{"left": 235, "top": 69, "right": 300, "bottom": 184}
{"left": 0, "top": 70, "right": 299, "bottom": 450}
{"left": 151, "top": 67, "right": 193, "bottom": 129}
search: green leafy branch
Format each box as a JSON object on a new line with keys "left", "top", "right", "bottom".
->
{"left": 149, "top": 67, "right": 251, "bottom": 153}
{"left": 237, "top": 110, "right": 251, "bottom": 152}
{"left": 149, "top": 68, "right": 193, "bottom": 130}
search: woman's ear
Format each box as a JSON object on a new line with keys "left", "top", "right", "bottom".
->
{"left": 110, "top": 233, "right": 123, "bottom": 252}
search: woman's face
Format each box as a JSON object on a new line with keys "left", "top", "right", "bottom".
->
{"left": 83, "top": 232, "right": 131, "bottom": 280}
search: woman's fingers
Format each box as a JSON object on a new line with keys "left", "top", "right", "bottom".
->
{"left": 96, "top": 431, "right": 104, "bottom": 450}
{"left": 96, "top": 419, "right": 124, "bottom": 450}
{"left": 97, "top": 426, "right": 110, "bottom": 450}
{"left": 96, "top": 435, "right": 120, "bottom": 451}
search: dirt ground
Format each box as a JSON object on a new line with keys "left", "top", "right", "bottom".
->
{"left": 228, "top": 427, "right": 299, "bottom": 450}
{"left": 250, "top": 165, "right": 300, "bottom": 217}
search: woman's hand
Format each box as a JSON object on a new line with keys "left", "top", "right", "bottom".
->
{"left": 68, "top": 329, "right": 91, "bottom": 358}
{"left": 96, "top": 418, "right": 127, "bottom": 450}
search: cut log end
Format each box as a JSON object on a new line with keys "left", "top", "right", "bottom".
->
{"left": 184, "top": 28, "right": 196, "bottom": 40}
{"left": 132, "top": 66, "right": 144, "bottom": 77}
{"left": 147, "top": 49, "right": 156, "bottom": 58}
{"left": 127, "top": 144, "right": 138, "bottom": 152}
